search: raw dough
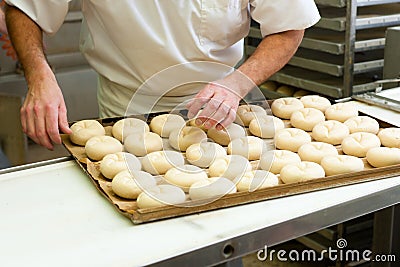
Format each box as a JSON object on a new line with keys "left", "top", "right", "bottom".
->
{"left": 186, "top": 142, "right": 227, "bottom": 168}
{"left": 290, "top": 108, "right": 325, "bottom": 131}
{"left": 112, "top": 118, "right": 149, "bottom": 142}
{"left": 274, "top": 128, "right": 311, "bottom": 152}
{"left": 149, "top": 114, "right": 186, "bottom": 137}
{"left": 207, "top": 123, "right": 246, "bottom": 146}
{"left": 280, "top": 161, "right": 325, "bottom": 184}
{"left": 366, "top": 147, "right": 400, "bottom": 167}
{"left": 70, "top": 120, "right": 105, "bottom": 146}
{"left": 142, "top": 150, "right": 185, "bottom": 175}
{"left": 378, "top": 128, "right": 400, "bottom": 148}
{"left": 320, "top": 155, "right": 364, "bottom": 176}
{"left": 234, "top": 104, "right": 266, "bottom": 126}
{"left": 85, "top": 136, "right": 123, "bottom": 161}
{"left": 341, "top": 132, "right": 381, "bottom": 158}
{"left": 236, "top": 170, "right": 279, "bottom": 192}
{"left": 100, "top": 152, "right": 141, "bottom": 179}
{"left": 208, "top": 155, "right": 252, "bottom": 181}
{"left": 325, "top": 103, "right": 358, "bottom": 122}
{"left": 311, "top": 120, "right": 350, "bottom": 145}
{"left": 344, "top": 116, "right": 380, "bottom": 134}
{"left": 227, "top": 136, "right": 267, "bottom": 161}
{"left": 169, "top": 126, "right": 207, "bottom": 151}
{"left": 248, "top": 115, "right": 285, "bottom": 138}
{"left": 259, "top": 150, "right": 301, "bottom": 174}
{"left": 271, "top": 97, "right": 304, "bottom": 119}
{"left": 300, "top": 95, "right": 331, "bottom": 112}
{"left": 124, "top": 131, "right": 163, "bottom": 157}
{"left": 136, "top": 184, "right": 186, "bottom": 209}
{"left": 164, "top": 165, "right": 208, "bottom": 192}
{"left": 111, "top": 170, "right": 156, "bottom": 199}
{"left": 189, "top": 177, "right": 237, "bottom": 201}
{"left": 297, "top": 142, "right": 338, "bottom": 164}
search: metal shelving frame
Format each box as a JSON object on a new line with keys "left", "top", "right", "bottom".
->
{"left": 245, "top": 0, "right": 400, "bottom": 99}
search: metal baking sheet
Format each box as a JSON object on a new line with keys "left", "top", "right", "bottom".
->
{"left": 269, "top": 66, "right": 380, "bottom": 98}
{"left": 61, "top": 105, "right": 400, "bottom": 224}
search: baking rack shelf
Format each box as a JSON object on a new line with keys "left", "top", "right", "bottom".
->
{"left": 245, "top": 0, "right": 400, "bottom": 99}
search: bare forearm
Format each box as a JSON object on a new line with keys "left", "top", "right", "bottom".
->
{"left": 5, "top": 5, "right": 53, "bottom": 83}
{"left": 237, "top": 29, "right": 304, "bottom": 93}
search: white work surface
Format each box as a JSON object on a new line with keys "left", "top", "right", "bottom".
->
{"left": 0, "top": 100, "right": 400, "bottom": 267}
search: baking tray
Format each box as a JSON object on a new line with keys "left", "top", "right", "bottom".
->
{"left": 61, "top": 104, "right": 400, "bottom": 224}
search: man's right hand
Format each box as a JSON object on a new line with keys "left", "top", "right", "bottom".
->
{"left": 20, "top": 72, "right": 71, "bottom": 150}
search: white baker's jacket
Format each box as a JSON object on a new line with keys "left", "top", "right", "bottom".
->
{"left": 5, "top": 0, "right": 320, "bottom": 117}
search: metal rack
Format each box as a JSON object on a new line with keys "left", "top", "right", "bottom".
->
{"left": 246, "top": 0, "right": 400, "bottom": 99}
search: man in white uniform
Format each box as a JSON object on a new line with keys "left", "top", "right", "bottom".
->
{"left": 5, "top": 0, "right": 320, "bottom": 150}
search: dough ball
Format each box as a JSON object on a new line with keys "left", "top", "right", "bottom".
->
{"left": 137, "top": 184, "right": 186, "bottom": 209}
{"left": 248, "top": 115, "right": 285, "bottom": 138}
{"left": 227, "top": 136, "right": 267, "bottom": 161}
{"left": 300, "top": 95, "right": 331, "bottom": 112}
{"left": 70, "top": 120, "right": 105, "bottom": 146}
{"left": 85, "top": 136, "right": 123, "bottom": 161}
{"left": 111, "top": 170, "right": 156, "bottom": 199}
{"left": 112, "top": 118, "right": 149, "bottom": 142}
{"left": 260, "top": 81, "right": 278, "bottom": 91}
{"left": 236, "top": 170, "right": 279, "bottom": 192}
{"left": 164, "top": 165, "right": 208, "bottom": 192}
{"left": 234, "top": 104, "right": 266, "bottom": 126}
{"left": 208, "top": 155, "right": 252, "bottom": 181}
{"left": 325, "top": 103, "right": 358, "bottom": 122}
{"left": 290, "top": 108, "right": 325, "bottom": 131}
{"left": 186, "top": 142, "right": 227, "bottom": 168}
{"left": 312, "top": 120, "right": 350, "bottom": 145}
{"left": 142, "top": 150, "right": 185, "bottom": 175}
{"left": 293, "top": 90, "right": 310, "bottom": 97}
{"left": 344, "top": 116, "right": 380, "bottom": 134}
{"left": 378, "top": 128, "right": 400, "bottom": 148}
{"left": 187, "top": 118, "right": 208, "bottom": 132}
{"left": 366, "top": 147, "right": 400, "bottom": 168}
{"left": 298, "top": 142, "right": 338, "bottom": 164}
{"left": 341, "top": 132, "right": 381, "bottom": 158}
{"left": 149, "top": 114, "right": 186, "bottom": 137}
{"left": 271, "top": 97, "right": 304, "bottom": 119}
{"left": 259, "top": 150, "right": 301, "bottom": 174}
{"left": 207, "top": 123, "right": 246, "bottom": 146}
{"left": 280, "top": 161, "right": 325, "bottom": 184}
{"left": 274, "top": 128, "right": 311, "bottom": 152}
{"left": 169, "top": 126, "right": 207, "bottom": 151}
{"left": 189, "top": 177, "right": 237, "bottom": 201}
{"left": 124, "top": 131, "right": 163, "bottom": 157}
{"left": 100, "top": 152, "right": 141, "bottom": 179}
{"left": 321, "top": 155, "right": 364, "bottom": 176}
{"left": 276, "top": 85, "right": 296, "bottom": 96}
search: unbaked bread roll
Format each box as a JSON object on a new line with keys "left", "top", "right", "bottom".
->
{"left": 300, "top": 95, "right": 331, "bottom": 112}
{"left": 207, "top": 123, "right": 246, "bottom": 146}
{"left": 271, "top": 97, "right": 304, "bottom": 119}
{"left": 274, "top": 128, "right": 311, "bottom": 152}
{"left": 312, "top": 120, "right": 350, "bottom": 145}
{"left": 290, "top": 108, "right": 325, "bottom": 131}
{"left": 164, "top": 165, "right": 208, "bottom": 192}
{"left": 341, "top": 132, "right": 381, "bottom": 158}
{"left": 208, "top": 155, "right": 252, "bottom": 181}
{"left": 236, "top": 170, "right": 279, "bottom": 192}
{"left": 227, "top": 136, "right": 267, "bottom": 161}
{"left": 169, "top": 126, "right": 207, "bottom": 151}
{"left": 378, "top": 128, "right": 400, "bottom": 148}
{"left": 234, "top": 104, "right": 266, "bottom": 126}
{"left": 293, "top": 90, "right": 310, "bottom": 97}
{"left": 112, "top": 118, "right": 149, "bottom": 142}
{"left": 320, "top": 155, "right": 364, "bottom": 176}
{"left": 276, "top": 85, "right": 295, "bottom": 96}
{"left": 186, "top": 142, "right": 227, "bottom": 168}
{"left": 85, "top": 136, "right": 123, "bottom": 161}
{"left": 280, "top": 161, "right": 325, "bottom": 184}
{"left": 124, "top": 131, "right": 163, "bottom": 157}
{"left": 189, "top": 177, "right": 237, "bottom": 201}
{"left": 298, "top": 142, "right": 338, "bottom": 164}
{"left": 344, "top": 116, "right": 380, "bottom": 134}
{"left": 111, "top": 170, "right": 156, "bottom": 199}
{"left": 248, "top": 115, "right": 285, "bottom": 138}
{"left": 142, "top": 150, "right": 185, "bottom": 175}
{"left": 366, "top": 147, "right": 400, "bottom": 167}
{"left": 259, "top": 150, "right": 301, "bottom": 174}
{"left": 149, "top": 114, "right": 186, "bottom": 137}
{"left": 100, "top": 152, "right": 141, "bottom": 179}
{"left": 260, "top": 81, "right": 278, "bottom": 91}
{"left": 70, "top": 120, "right": 105, "bottom": 146}
{"left": 136, "top": 184, "right": 186, "bottom": 209}
{"left": 325, "top": 103, "right": 358, "bottom": 122}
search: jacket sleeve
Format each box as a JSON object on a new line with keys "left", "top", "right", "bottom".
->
{"left": 5, "top": 0, "right": 71, "bottom": 34}
{"left": 249, "top": 0, "right": 321, "bottom": 37}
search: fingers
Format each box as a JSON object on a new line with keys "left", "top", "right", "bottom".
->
{"left": 186, "top": 85, "right": 214, "bottom": 119}
{"left": 32, "top": 105, "right": 54, "bottom": 150}
{"left": 58, "top": 102, "right": 72, "bottom": 134}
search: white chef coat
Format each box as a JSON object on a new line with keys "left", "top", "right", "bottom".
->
{"left": 6, "top": 0, "right": 320, "bottom": 117}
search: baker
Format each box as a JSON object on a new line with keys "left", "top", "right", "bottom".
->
{"left": 4, "top": 0, "right": 320, "bottom": 150}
